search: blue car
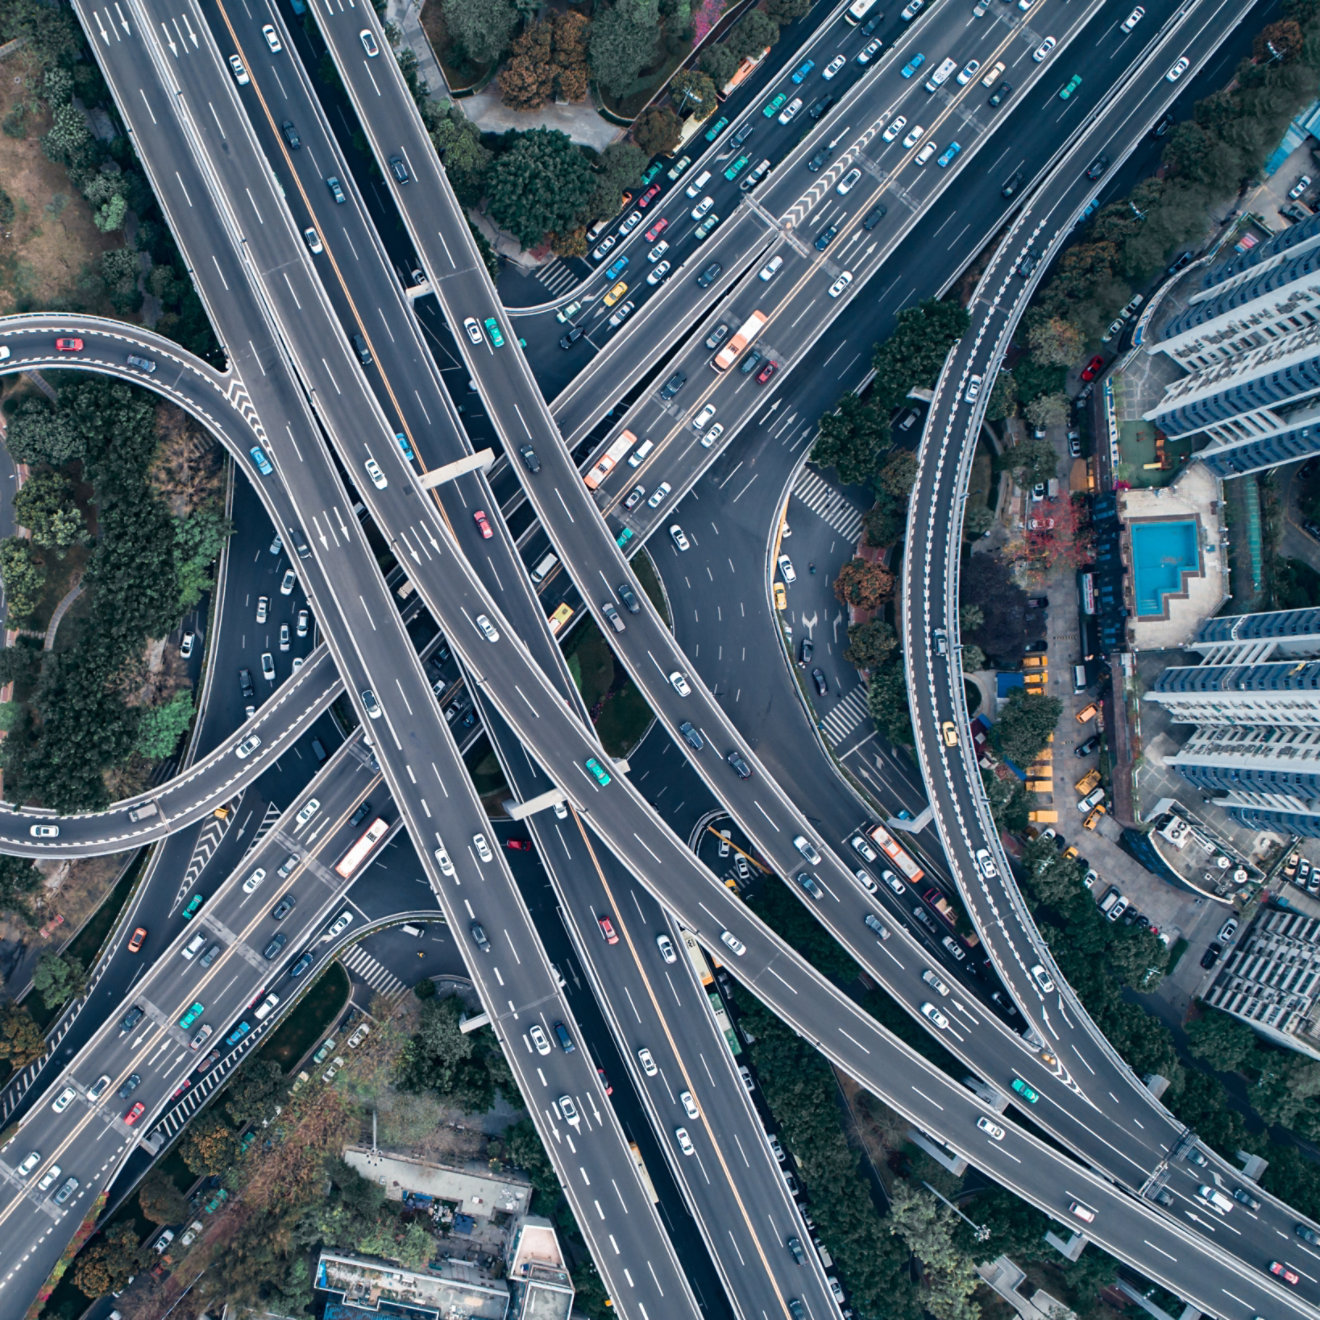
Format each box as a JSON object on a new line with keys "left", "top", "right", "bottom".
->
{"left": 395, "top": 431, "right": 414, "bottom": 461}
{"left": 900, "top": 52, "right": 926, "bottom": 78}
{"left": 792, "top": 59, "right": 815, "bottom": 83}
{"left": 249, "top": 445, "right": 273, "bottom": 476}
{"left": 605, "top": 255, "right": 629, "bottom": 280}
{"left": 225, "top": 1021, "right": 251, "bottom": 1046}
{"left": 937, "top": 142, "right": 962, "bottom": 167}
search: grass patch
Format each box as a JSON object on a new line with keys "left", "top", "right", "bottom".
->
{"left": 64, "top": 853, "right": 144, "bottom": 969}
{"left": 259, "top": 962, "right": 350, "bottom": 1072}
{"left": 566, "top": 620, "right": 615, "bottom": 709}
{"left": 465, "top": 744, "right": 508, "bottom": 798}
{"left": 1166, "top": 936, "right": 1188, "bottom": 974}
{"left": 632, "top": 551, "right": 669, "bottom": 626}
{"left": 596, "top": 681, "right": 653, "bottom": 756}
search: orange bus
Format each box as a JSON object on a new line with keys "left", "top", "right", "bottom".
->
{"left": 584, "top": 430, "right": 637, "bottom": 489}
{"left": 335, "top": 817, "right": 388, "bottom": 879}
{"left": 713, "top": 311, "right": 767, "bottom": 371}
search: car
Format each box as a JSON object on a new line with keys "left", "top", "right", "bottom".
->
{"left": 1059, "top": 74, "right": 1082, "bottom": 100}
{"left": 1228, "top": 1186, "right": 1261, "bottom": 1212}
{"left": 471, "top": 508, "right": 497, "bottom": 541}
{"left": 249, "top": 443, "right": 276, "bottom": 478}
{"left": 757, "top": 360, "right": 778, "bottom": 385}
{"left": 675, "top": 1126, "right": 695, "bottom": 1156}
{"left": 1290, "top": 175, "right": 1313, "bottom": 200}
{"left": 858, "top": 38, "right": 883, "bottom": 64}
{"left": 190, "top": 1023, "right": 214, "bottom": 1050}
{"left": 883, "top": 115, "right": 908, "bottom": 143}
{"left": 262, "top": 22, "right": 282, "bottom": 51}
{"left": 360, "top": 27, "right": 379, "bottom": 55}
{"left": 623, "top": 485, "right": 646, "bottom": 512}
{"left": 900, "top": 54, "right": 925, "bottom": 78}
{"left": 669, "top": 670, "right": 692, "bottom": 697}
{"left": 965, "top": 375, "right": 983, "bottom": 403}
{"left": 326, "top": 175, "right": 347, "bottom": 204}
{"left": 126, "top": 926, "right": 148, "bottom": 955}
{"left": 1200, "top": 942, "right": 1223, "bottom": 970}
{"left": 644, "top": 218, "right": 669, "bottom": 244}
{"left": 1030, "top": 964, "right": 1056, "bottom": 993}
{"left": 1121, "top": 5, "right": 1145, "bottom": 29}
{"left": 54, "top": 337, "right": 83, "bottom": 352}
{"left": 807, "top": 667, "right": 826, "bottom": 697}
{"left": 976, "top": 1116, "right": 1006, "bottom": 1140}
{"left": 26, "top": 821, "right": 61, "bottom": 840}
{"left": 654, "top": 933, "right": 678, "bottom": 964}
{"left": 989, "top": 81, "right": 1013, "bottom": 106}
{"left": 921, "top": 1002, "right": 950, "bottom": 1029}
{"left": 359, "top": 457, "right": 390, "bottom": 494}
{"left": 814, "top": 225, "right": 838, "bottom": 251}
{"left": 701, "top": 423, "right": 725, "bottom": 449}
{"left": 1080, "top": 354, "right": 1105, "bottom": 382}
{"left": 726, "top": 748, "right": 752, "bottom": 779}
{"left": 1011, "top": 1078, "right": 1039, "bottom": 1103}
{"left": 637, "top": 183, "right": 661, "bottom": 208}
{"left": 647, "top": 241, "right": 670, "bottom": 265}
{"left": 1076, "top": 735, "right": 1100, "bottom": 756}
{"left": 360, "top": 688, "right": 382, "bottom": 720}
{"left": 778, "top": 97, "right": 804, "bottom": 124}
{"left": 1295, "top": 1222, "right": 1320, "bottom": 1245}
{"left": 1271, "top": 1261, "right": 1302, "bottom": 1286}
{"left": 957, "top": 59, "right": 981, "bottom": 85}
{"left": 679, "top": 720, "right": 704, "bottom": 751}
{"left": 939, "top": 720, "right": 959, "bottom": 748}
{"left": 1033, "top": 36, "right": 1056, "bottom": 60}
{"left": 595, "top": 912, "right": 619, "bottom": 944}
{"left": 228, "top": 54, "right": 249, "bottom": 84}
{"left": 179, "top": 1000, "right": 205, "bottom": 1029}
{"left": 937, "top": 142, "right": 962, "bottom": 168}
{"left": 271, "top": 894, "right": 297, "bottom": 920}
{"left": 791, "top": 59, "right": 815, "bottom": 83}
{"left": 793, "top": 835, "right": 822, "bottom": 865}
{"left": 1078, "top": 787, "right": 1105, "bottom": 812}
{"left": 526, "top": 1023, "right": 553, "bottom": 1058}
{"left": 1218, "top": 917, "right": 1239, "bottom": 943}
{"left": 1166, "top": 55, "right": 1190, "bottom": 81}
{"left": 592, "top": 235, "right": 617, "bottom": 261}
{"left": 669, "top": 524, "right": 690, "bottom": 551}
{"left": 182, "top": 893, "right": 204, "bottom": 920}
{"left": 482, "top": 316, "right": 504, "bottom": 347}
{"left": 280, "top": 119, "right": 301, "bottom": 150}
{"left": 647, "top": 261, "right": 671, "bottom": 286}
{"left": 720, "top": 928, "right": 747, "bottom": 955}
{"left": 461, "top": 317, "right": 484, "bottom": 347}
{"left": 807, "top": 146, "right": 832, "bottom": 173}
{"left": 280, "top": 567, "right": 297, "bottom": 595}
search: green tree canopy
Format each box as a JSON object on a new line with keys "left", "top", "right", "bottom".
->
{"left": 633, "top": 106, "right": 681, "bottom": 156}
{"left": 0, "top": 539, "right": 44, "bottom": 626}
{"left": 992, "top": 687, "right": 1061, "bottom": 767}
{"left": 440, "top": 0, "right": 517, "bottom": 65}
{"left": 1010, "top": 434, "right": 1060, "bottom": 488}
{"left": 868, "top": 664, "right": 913, "bottom": 745}
{"left": 486, "top": 129, "right": 594, "bottom": 248}
{"left": 590, "top": 0, "right": 661, "bottom": 98}
{"left": 139, "top": 1173, "right": 190, "bottom": 1225}
{"left": 32, "top": 952, "right": 85, "bottom": 1011}
{"left": 135, "top": 689, "right": 195, "bottom": 760}
{"left": 844, "top": 618, "right": 897, "bottom": 670}
{"left": 813, "top": 394, "right": 889, "bottom": 487}
{"left": 13, "top": 471, "right": 85, "bottom": 549}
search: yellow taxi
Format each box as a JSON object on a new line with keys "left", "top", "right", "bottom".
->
{"left": 604, "top": 281, "right": 629, "bottom": 307}
{"left": 941, "top": 721, "right": 958, "bottom": 746}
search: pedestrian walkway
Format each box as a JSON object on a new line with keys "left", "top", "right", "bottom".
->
{"left": 533, "top": 259, "right": 579, "bottom": 300}
{"left": 340, "top": 943, "right": 407, "bottom": 1000}
{"left": 820, "top": 686, "right": 870, "bottom": 746}
{"left": 792, "top": 468, "right": 866, "bottom": 543}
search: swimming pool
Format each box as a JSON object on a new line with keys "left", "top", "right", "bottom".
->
{"left": 1130, "top": 519, "right": 1200, "bottom": 617}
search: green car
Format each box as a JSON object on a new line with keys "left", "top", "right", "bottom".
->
{"left": 640, "top": 161, "right": 664, "bottom": 186}
{"left": 182, "top": 894, "right": 204, "bottom": 919}
{"left": 763, "top": 93, "right": 788, "bottom": 118}
{"left": 1011, "top": 1078, "right": 1040, "bottom": 1103}
{"left": 695, "top": 213, "right": 721, "bottom": 241}
{"left": 1059, "top": 74, "right": 1082, "bottom": 99}
{"left": 585, "top": 757, "right": 611, "bottom": 787}
{"left": 483, "top": 316, "right": 504, "bottom": 348}
{"left": 724, "top": 154, "right": 751, "bottom": 182}
{"left": 703, "top": 115, "right": 729, "bottom": 142}
{"left": 179, "top": 1001, "right": 205, "bottom": 1029}
{"left": 616, "top": 527, "right": 635, "bottom": 550}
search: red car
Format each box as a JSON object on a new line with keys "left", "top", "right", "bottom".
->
{"left": 597, "top": 1066, "right": 613, "bottom": 1096}
{"left": 505, "top": 838, "right": 533, "bottom": 852}
{"left": 473, "top": 510, "right": 493, "bottom": 539}
{"left": 54, "top": 337, "right": 83, "bottom": 352}
{"left": 598, "top": 914, "right": 619, "bottom": 944}
{"left": 637, "top": 183, "right": 662, "bottom": 208}
{"left": 127, "top": 926, "right": 147, "bottom": 953}
{"left": 1271, "top": 1261, "right": 1301, "bottom": 1286}
{"left": 756, "top": 360, "right": 778, "bottom": 384}
{"left": 171, "top": 1080, "right": 192, "bottom": 1099}
{"left": 644, "top": 218, "right": 669, "bottom": 243}
{"left": 1080, "top": 354, "right": 1105, "bottom": 382}
{"left": 124, "top": 1101, "right": 146, "bottom": 1126}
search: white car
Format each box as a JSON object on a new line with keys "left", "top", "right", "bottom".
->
{"left": 669, "top": 670, "right": 691, "bottom": 697}
{"left": 228, "top": 54, "right": 249, "bottom": 85}
{"left": 1166, "top": 55, "right": 1190, "bottom": 81}
{"left": 758, "top": 255, "right": 784, "bottom": 282}
{"left": 364, "top": 458, "right": 387, "bottom": 489}
{"left": 681, "top": 1090, "right": 699, "bottom": 1119}
{"left": 261, "top": 23, "right": 282, "bottom": 52}
{"left": 976, "top": 1116, "right": 1006, "bottom": 1140}
{"left": 235, "top": 734, "right": 262, "bottom": 760}
{"left": 964, "top": 375, "right": 983, "bottom": 403}
{"left": 902, "top": 124, "right": 924, "bottom": 149}
{"left": 16, "top": 1151, "right": 41, "bottom": 1178}
{"left": 359, "top": 28, "right": 379, "bottom": 56}
{"left": 956, "top": 59, "right": 980, "bottom": 84}
{"left": 51, "top": 1087, "right": 76, "bottom": 1114}
{"left": 243, "top": 867, "right": 266, "bottom": 894}
{"left": 280, "top": 568, "right": 297, "bottom": 595}
{"left": 1033, "top": 36, "right": 1057, "bottom": 61}
{"left": 476, "top": 613, "right": 499, "bottom": 642}
{"left": 853, "top": 868, "right": 878, "bottom": 894}
{"left": 529, "top": 1025, "right": 551, "bottom": 1055}
{"left": 675, "top": 1126, "right": 695, "bottom": 1156}
{"left": 29, "top": 824, "right": 59, "bottom": 839}
{"left": 778, "top": 554, "right": 796, "bottom": 584}
{"left": 720, "top": 929, "right": 746, "bottom": 956}
{"left": 646, "top": 261, "right": 671, "bottom": 286}
{"left": 1030, "top": 963, "right": 1055, "bottom": 993}
{"left": 1120, "top": 5, "right": 1145, "bottom": 29}
{"left": 836, "top": 168, "right": 861, "bottom": 195}
{"left": 360, "top": 688, "right": 381, "bottom": 719}
{"left": 648, "top": 241, "right": 670, "bottom": 263}
{"left": 304, "top": 227, "right": 323, "bottom": 254}
{"left": 828, "top": 271, "right": 853, "bottom": 298}
{"left": 822, "top": 54, "right": 846, "bottom": 79}
{"left": 702, "top": 424, "right": 724, "bottom": 448}
{"left": 883, "top": 115, "right": 907, "bottom": 143}
{"left": 778, "top": 97, "right": 803, "bottom": 125}
{"left": 851, "top": 834, "right": 878, "bottom": 862}
{"left": 261, "top": 651, "right": 276, "bottom": 681}
{"left": 473, "top": 833, "right": 493, "bottom": 862}
{"left": 793, "top": 834, "right": 822, "bottom": 865}
{"left": 692, "top": 403, "right": 717, "bottom": 431}
{"left": 638, "top": 1047, "right": 658, "bottom": 1076}
{"left": 433, "top": 844, "right": 455, "bottom": 876}
{"left": 691, "top": 196, "right": 715, "bottom": 221}
{"left": 669, "top": 524, "right": 690, "bottom": 551}
{"left": 463, "top": 318, "right": 483, "bottom": 345}
{"left": 647, "top": 482, "right": 672, "bottom": 508}
{"left": 559, "top": 1095, "right": 580, "bottom": 1124}
{"left": 920, "top": 1002, "right": 950, "bottom": 1029}
{"left": 295, "top": 798, "right": 320, "bottom": 827}
{"left": 256, "top": 595, "right": 268, "bottom": 623}
{"left": 657, "top": 934, "right": 677, "bottom": 963}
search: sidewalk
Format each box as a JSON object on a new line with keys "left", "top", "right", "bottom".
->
{"left": 385, "top": 0, "right": 449, "bottom": 100}
{"left": 462, "top": 87, "right": 621, "bottom": 152}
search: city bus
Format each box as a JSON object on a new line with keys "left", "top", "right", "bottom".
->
{"left": 866, "top": 820, "right": 925, "bottom": 883}
{"left": 548, "top": 603, "right": 575, "bottom": 635}
{"left": 334, "top": 817, "right": 389, "bottom": 879}
{"left": 628, "top": 1142, "right": 659, "bottom": 1204}
{"left": 584, "top": 430, "right": 637, "bottom": 489}
{"left": 713, "top": 310, "right": 768, "bottom": 371}
{"left": 845, "top": 0, "right": 880, "bottom": 22}
{"left": 718, "top": 47, "right": 771, "bottom": 100}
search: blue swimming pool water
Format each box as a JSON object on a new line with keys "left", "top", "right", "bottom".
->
{"left": 1130, "top": 519, "right": 1199, "bottom": 616}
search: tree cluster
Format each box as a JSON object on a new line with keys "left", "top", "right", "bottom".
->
{"left": 591, "top": 0, "right": 663, "bottom": 99}
{"left": 396, "top": 992, "right": 513, "bottom": 1110}
{"left": 498, "top": 12, "right": 590, "bottom": 110}
{"left": 991, "top": 687, "right": 1062, "bottom": 768}
{"left": 699, "top": 9, "right": 783, "bottom": 91}
{"left": 959, "top": 552, "right": 1031, "bottom": 666}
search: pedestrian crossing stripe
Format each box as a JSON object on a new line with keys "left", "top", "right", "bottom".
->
{"left": 791, "top": 468, "right": 866, "bottom": 543}
{"left": 820, "top": 687, "right": 871, "bottom": 745}
{"left": 340, "top": 945, "right": 406, "bottom": 1001}
{"left": 535, "top": 261, "right": 578, "bottom": 298}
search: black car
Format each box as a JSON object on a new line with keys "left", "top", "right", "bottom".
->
{"left": 862, "top": 204, "right": 888, "bottom": 230}
{"left": 389, "top": 156, "right": 410, "bottom": 184}
{"left": 1200, "top": 942, "right": 1223, "bottom": 970}
{"left": 117, "top": 1073, "right": 142, "bottom": 1099}
{"left": 807, "top": 147, "right": 832, "bottom": 172}
{"left": 1018, "top": 252, "right": 1037, "bottom": 278}
{"left": 120, "top": 1005, "right": 145, "bottom": 1032}
{"left": 518, "top": 444, "right": 541, "bottom": 473}
{"left": 1085, "top": 154, "right": 1109, "bottom": 181}
{"left": 1150, "top": 112, "right": 1175, "bottom": 138}
{"left": 281, "top": 120, "right": 301, "bottom": 149}
{"left": 271, "top": 896, "right": 297, "bottom": 921}
{"left": 814, "top": 225, "right": 838, "bottom": 251}
{"left": 239, "top": 668, "right": 255, "bottom": 701}
{"left": 1027, "top": 595, "right": 1049, "bottom": 608}
{"left": 738, "top": 349, "right": 764, "bottom": 377}
{"left": 726, "top": 749, "right": 752, "bottom": 779}
{"left": 798, "top": 637, "right": 813, "bottom": 668}
{"left": 660, "top": 371, "right": 687, "bottom": 399}
{"left": 1232, "top": 1187, "right": 1262, "bottom": 1211}
{"left": 617, "top": 582, "right": 641, "bottom": 613}
{"left": 989, "top": 81, "right": 1013, "bottom": 107}
{"left": 696, "top": 262, "right": 723, "bottom": 289}
{"left": 470, "top": 921, "right": 490, "bottom": 952}
{"left": 1303, "top": 520, "right": 1320, "bottom": 542}
{"left": 558, "top": 325, "right": 584, "bottom": 350}
{"left": 807, "top": 94, "right": 836, "bottom": 121}
{"left": 350, "top": 801, "right": 372, "bottom": 828}
{"left": 680, "top": 720, "right": 704, "bottom": 751}
{"left": 263, "top": 933, "right": 288, "bottom": 960}
{"left": 1076, "top": 735, "right": 1100, "bottom": 756}
{"left": 1154, "top": 1187, "right": 1176, "bottom": 1208}
{"left": 787, "top": 1235, "right": 806, "bottom": 1264}
{"left": 811, "top": 667, "right": 828, "bottom": 697}
{"left": 289, "top": 952, "right": 315, "bottom": 978}
{"left": 731, "top": 120, "right": 755, "bottom": 147}
{"left": 1000, "top": 170, "right": 1025, "bottom": 199}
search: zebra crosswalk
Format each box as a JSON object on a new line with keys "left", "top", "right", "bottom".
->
{"left": 791, "top": 468, "right": 866, "bottom": 544}
{"left": 534, "top": 260, "right": 579, "bottom": 300}
{"left": 340, "top": 945, "right": 407, "bottom": 1001}
{"left": 819, "top": 686, "right": 872, "bottom": 747}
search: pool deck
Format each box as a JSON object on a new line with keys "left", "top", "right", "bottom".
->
{"left": 1118, "top": 464, "right": 1228, "bottom": 650}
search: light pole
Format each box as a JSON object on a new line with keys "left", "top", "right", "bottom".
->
{"left": 675, "top": 85, "right": 704, "bottom": 120}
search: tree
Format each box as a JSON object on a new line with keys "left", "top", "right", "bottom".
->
{"left": 174, "top": 503, "right": 234, "bottom": 610}
{"left": 1010, "top": 433, "right": 1060, "bottom": 489}
{"left": 32, "top": 953, "right": 85, "bottom": 1010}
{"left": 441, "top": 0, "right": 517, "bottom": 64}
{"left": 732, "top": 9, "right": 779, "bottom": 58}
{"left": 813, "top": 394, "right": 889, "bottom": 487}
{"left": 833, "top": 558, "right": 894, "bottom": 610}
{"left": 590, "top": 140, "right": 648, "bottom": 219}
{"left": 0, "top": 1001, "right": 45, "bottom": 1067}
{"left": 633, "top": 106, "right": 681, "bottom": 157}
{"left": 224, "top": 1058, "right": 287, "bottom": 1127}
{"left": 0, "top": 538, "right": 44, "bottom": 625}
{"left": 134, "top": 689, "right": 194, "bottom": 761}
{"left": 863, "top": 493, "right": 906, "bottom": 548}
{"left": 486, "top": 129, "right": 594, "bottom": 248}
{"left": 1185, "top": 1008, "right": 1262, "bottom": 1073}
{"left": 101, "top": 246, "right": 143, "bottom": 315}
{"left": 424, "top": 102, "right": 492, "bottom": 209}
{"left": 982, "top": 768, "right": 1030, "bottom": 832}
{"left": 139, "top": 1173, "right": 190, "bottom": 1225}
{"left": 1024, "top": 393, "right": 1069, "bottom": 431}
{"left": 0, "top": 855, "right": 40, "bottom": 919}
{"left": 1254, "top": 18, "right": 1304, "bottom": 60}
{"left": 179, "top": 1115, "right": 239, "bottom": 1176}
{"left": 551, "top": 12, "right": 591, "bottom": 101}
{"left": 992, "top": 687, "right": 1062, "bottom": 767}
{"left": 845, "top": 619, "right": 897, "bottom": 670}
{"left": 1025, "top": 315, "right": 1085, "bottom": 366}
{"left": 986, "top": 370, "right": 1018, "bottom": 421}
{"left": 886, "top": 1180, "right": 982, "bottom": 1320}
{"left": 13, "top": 471, "right": 85, "bottom": 549}
{"left": 961, "top": 642, "right": 986, "bottom": 672}
{"left": 398, "top": 993, "right": 506, "bottom": 1111}
{"left": 871, "top": 298, "right": 971, "bottom": 414}
{"left": 398, "top": 1221, "right": 436, "bottom": 1270}
{"left": 42, "top": 102, "right": 96, "bottom": 174}
{"left": 962, "top": 551, "right": 1029, "bottom": 664}
{"left": 959, "top": 604, "right": 983, "bottom": 632}
{"left": 93, "top": 193, "right": 128, "bottom": 233}
{"left": 766, "top": 0, "right": 812, "bottom": 20}
{"left": 699, "top": 41, "right": 741, "bottom": 91}
{"left": 669, "top": 69, "right": 718, "bottom": 120}
{"left": 867, "top": 664, "right": 913, "bottom": 745}
{"left": 876, "top": 450, "right": 918, "bottom": 499}
{"left": 590, "top": 0, "right": 661, "bottom": 99}
{"left": 963, "top": 504, "right": 995, "bottom": 538}
{"left": 499, "top": 21, "right": 555, "bottom": 109}
{"left": 72, "top": 1223, "right": 141, "bottom": 1298}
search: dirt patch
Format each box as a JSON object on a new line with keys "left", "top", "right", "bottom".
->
{"left": 0, "top": 53, "right": 118, "bottom": 314}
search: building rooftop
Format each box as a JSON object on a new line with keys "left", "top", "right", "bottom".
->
{"left": 317, "top": 1252, "right": 509, "bottom": 1320}
{"left": 343, "top": 1146, "right": 532, "bottom": 1219}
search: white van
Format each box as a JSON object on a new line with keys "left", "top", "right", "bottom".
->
{"left": 254, "top": 993, "right": 280, "bottom": 1021}
{"left": 924, "top": 57, "right": 957, "bottom": 92}
{"left": 685, "top": 170, "right": 712, "bottom": 198}
{"left": 1197, "top": 1185, "right": 1234, "bottom": 1214}
{"left": 530, "top": 552, "right": 559, "bottom": 584}
{"left": 628, "top": 439, "right": 655, "bottom": 468}
{"left": 1073, "top": 664, "right": 1088, "bottom": 693}
{"left": 181, "top": 933, "right": 207, "bottom": 960}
